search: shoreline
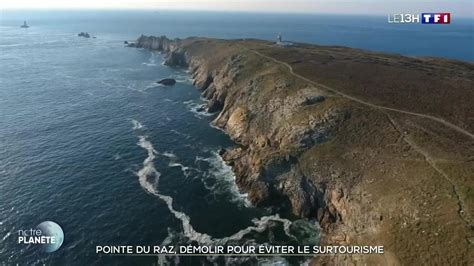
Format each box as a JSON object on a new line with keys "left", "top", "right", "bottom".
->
{"left": 130, "top": 35, "right": 474, "bottom": 265}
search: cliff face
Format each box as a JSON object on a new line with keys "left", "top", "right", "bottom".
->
{"left": 138, "top": 36, "right": 344, "bottom": 222}
{"left": 134, "top": 35, "right": 474, "bottom": 265}
{"left": 136, "top": 35, "right": 347, "bottom": 221}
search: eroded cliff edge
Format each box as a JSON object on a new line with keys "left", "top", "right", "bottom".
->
{"left": 133, "top": 35, "right": 474, "bottom": 265}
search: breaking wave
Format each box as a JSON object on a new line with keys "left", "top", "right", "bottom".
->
{"left": 142, "top": 52, "right": 158, "bottom": 66}
{"left": 183, "top": 100, "right": 213, "bottom": 119}
{"left": 134, "top": 136, "right": 295, "bottom": 245}
{"left": 132, "top": 122, "right": 317, "bottom": 256}
{"left": 133, "top": 127, "right": 214, "bottom": 243}
{"left": 173, "top": 73, "right": 193, "bottom": 84}
{"left": 196, "top": 151, "right": 251, "bottom": 207}
{"left": 212, "top": 214, "right": 297, "bottom": 245}
{"left": 136, "top": 135, "right": 161, "bottom": 195}
{"left": 162, "top": 151, "right": 194, "bottom": 178}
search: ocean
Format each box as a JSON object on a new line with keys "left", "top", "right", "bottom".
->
{"left": 0, "top": 10, "right": 472, "bottom": 265}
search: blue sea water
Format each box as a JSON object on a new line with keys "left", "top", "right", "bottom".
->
{"left": 2, "top": 10, "right": 473, "bottom": 61}
{"left": 0, "top": 10, "right": 473, "bottom": 265}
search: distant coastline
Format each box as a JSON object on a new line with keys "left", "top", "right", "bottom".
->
{"left": 2, "top": 10, "right": 473, "bottom": 61}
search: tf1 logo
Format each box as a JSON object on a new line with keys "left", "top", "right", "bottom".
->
{"left": 388, "top": 13, "right": 451, "bottom": 24}
{"left": 421, "top": 13, "right": 450, "bottom": 24}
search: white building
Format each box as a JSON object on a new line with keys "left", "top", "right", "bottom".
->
{"left": 276, "top": 33, "right": 294, "bottom": 47}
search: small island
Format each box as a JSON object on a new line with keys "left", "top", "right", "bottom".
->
{"left": 131, "top": 35, "right": 473, "bottom": 265}
{"left": 78, "top": 32, "right": 91, "bottom": 38}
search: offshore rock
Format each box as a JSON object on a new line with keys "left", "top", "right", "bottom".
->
{"left": 78, "top": 32, "right": 90, "bottom": 38}
{"left": 157, "top": 78, "right": 176, "bottom": 86}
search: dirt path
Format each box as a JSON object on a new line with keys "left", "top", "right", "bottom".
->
{"left": 245, "top": 45, "right": 472, "bottom": 228}
{"left": 386, "top": 115, "right": 471, "bottom": 228}
{"left": 249, "top": 48, "right": 474, "bottom": 140}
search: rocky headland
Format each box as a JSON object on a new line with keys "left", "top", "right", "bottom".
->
{"left": 133, "top": 35, "right": 474, "bottom": 265}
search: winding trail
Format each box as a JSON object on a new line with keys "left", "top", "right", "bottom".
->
{"left": 248, "top": 47, "right": 474, "bottom": 140}
{"left": 245, "top": 45, "right": 472, "bottom": 228}
{"left": 386, "top": 115, "right": 471, "bottom": 228}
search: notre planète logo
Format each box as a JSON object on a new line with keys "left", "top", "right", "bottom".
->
{"left": 17, "top": 221, "right": 64, "bottom": 253}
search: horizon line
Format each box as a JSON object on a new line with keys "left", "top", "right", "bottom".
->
{"left": 2, "top": 8, "right": 474, "bottom": 19}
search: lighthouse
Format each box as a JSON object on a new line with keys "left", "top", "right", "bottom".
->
{"left": 20, "top": 21, "right": 29, "bottom": 28}
{"left": 276, "top": 33, "right": 294, "bottom": 47}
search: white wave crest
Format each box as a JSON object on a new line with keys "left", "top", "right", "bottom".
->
{"left": 131, "top": 119, "right": 144, "bottom": 130}
{"left": 156, "top": 193, "right": 214, "bottom": 244}
{"left": 2, "top": 231, "right": 11, "bottom": 242}
{"left": 183, "top": 100, "right": 212, "bottom": 118}
{"left": 135, "top": 134, "right": 213, "bottom": 243}
{"left": 133, "top": 132, "right": 308, "bottom": 249}
{"left": 169, "top": 162, "right": 191, "bottom": 177}
{"left": 172, "top": 74, "right": 193, "bottom": 84}
{"left": 216, "top": 214, "right": 296, "bottom": 244}
{"left": 136, "top": 135, "right": 161, "bottom": 194}
{"left": 162, "top": 151, "right": 177, "bottom": 159}
{"left": 142, "top": 52, "right": 158, "bottom": 66}
{"left": 161, "top": 151, "right": 195, "bottom": 178}
{"left": 196, "top": 151, "right": 251, "bottom": 206}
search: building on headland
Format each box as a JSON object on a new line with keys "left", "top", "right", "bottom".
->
{"left": 277, "top": 33, "right": 282, "bottom": 43}
{"left": 275, "top": 33, "right": 294, "bottom": 47}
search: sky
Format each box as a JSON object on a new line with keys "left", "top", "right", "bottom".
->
{"left": 1, "top": 0, "right": 473, "bottom": 17}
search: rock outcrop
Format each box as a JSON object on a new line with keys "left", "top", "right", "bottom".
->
{"left": 78, "top": 32, "right": 90, "bottom": 38}
{"left": 157, "top": 78, "right": 176, "bottom": 86}
{"left": 131, "top": 35, "right": 474, "bottom": 265}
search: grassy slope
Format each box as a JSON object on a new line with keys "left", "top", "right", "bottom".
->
{"left": 179, "top": 38, "right": 473, "bottom": 264}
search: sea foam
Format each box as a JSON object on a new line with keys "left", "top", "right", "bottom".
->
{"left": 133, "top": 122, "right": 300, "bottom": 249}
{"left": 196, "top": 151, "right": 251, "bottom": 207}
{"left": 136, "top": 135, "right": 160, "bottom": 195}
{"left": 131, "top": 119, "right": 144, "bottom": 130}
